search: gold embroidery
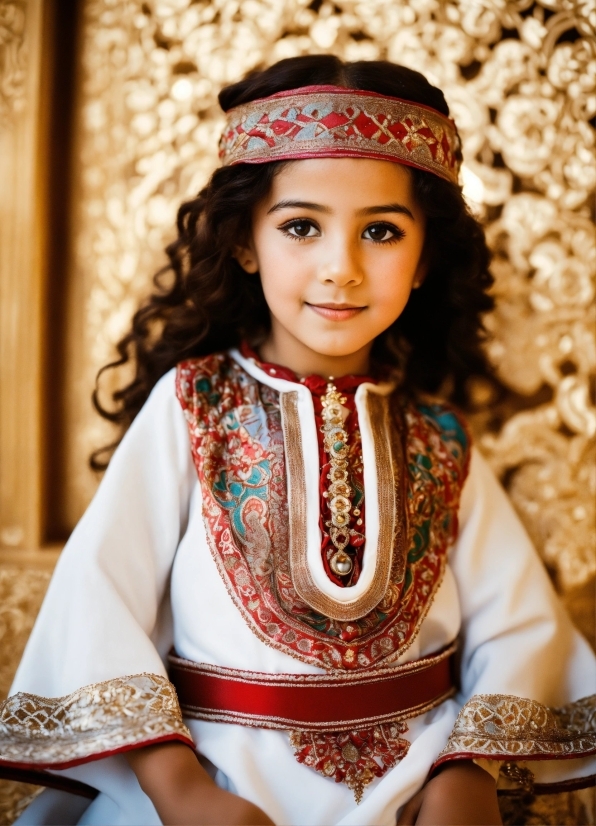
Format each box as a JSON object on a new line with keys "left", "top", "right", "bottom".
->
{"left": 369, "top": 392, "right": 408, "bottom": 589}
{"left": 0, "top": 674, "right": 192, "bottom": 767}
{"left": 438, "top": 693, "right": 596, "bottom": 762}
{"left": 281, "top": 390, "right": 405, "bottom": 621}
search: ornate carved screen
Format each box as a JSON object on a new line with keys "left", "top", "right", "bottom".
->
{"left": 65, "top": 0, "right": 595, "bottom": 599}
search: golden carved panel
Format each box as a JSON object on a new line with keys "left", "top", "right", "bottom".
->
{"left": 67, "top": 0, "right": 595, "bottom": 595}
{"left": 0, "top": 0, "right": 48, "bottom": 553}
{"left": 0, "top": 1, "right": 28, "bottom": 127}
{"left": 0, "top": 565, "right": 50, "bottom": 826}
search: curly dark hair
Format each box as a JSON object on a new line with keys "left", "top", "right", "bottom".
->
{"left": 91, "top": 54, "right": 494, "bottom": 469}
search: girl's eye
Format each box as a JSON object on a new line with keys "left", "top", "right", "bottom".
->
{"left": 279, "top": 220, "right": 319, "bottom": 240}
{"left": 363, "top": 223, "right": 406, "bottom": 243}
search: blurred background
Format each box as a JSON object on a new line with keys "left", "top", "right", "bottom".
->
{"left": 0, "top": 0, "right": 594, "bottom": 821}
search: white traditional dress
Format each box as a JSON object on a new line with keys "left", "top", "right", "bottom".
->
{"left": 1, "top": 348, "right": 595, "bottom": 826}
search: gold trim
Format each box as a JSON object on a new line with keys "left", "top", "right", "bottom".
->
{"left": 0, "top": 674, "right": 192, "bottom": 767}
{"left": 281, "top": 389, "right": 404, "bottom": 621}
{"left": 370, "top": 392, "right": 408, "bottom": 587}
{"left": 437, "top": 693, "right": 596, "bottom": 762}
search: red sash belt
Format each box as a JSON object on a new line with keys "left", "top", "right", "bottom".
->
{"left": 168, "top": 642, "right": 456, "bottom": 732}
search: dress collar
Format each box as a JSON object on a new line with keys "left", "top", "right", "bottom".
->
{"left": 240, "top": 342, "right": 378, "bottom": 395}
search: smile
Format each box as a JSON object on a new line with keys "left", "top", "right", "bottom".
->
{"left": 306, "top": 303, "right": 366, "bottom": 321}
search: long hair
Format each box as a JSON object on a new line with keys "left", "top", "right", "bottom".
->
{"left": 91, "top": 55, "right": 494, "bottom": 469}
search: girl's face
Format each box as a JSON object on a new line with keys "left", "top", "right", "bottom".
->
{"left": 236, "top": 157, "right": 427, "bottom": 377}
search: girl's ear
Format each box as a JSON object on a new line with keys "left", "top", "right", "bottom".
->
{"left": 412, "top": 253, "right": 429, "bottom": 289}
{"left": 233, "top": 241, "right": 259, "bottom": 274}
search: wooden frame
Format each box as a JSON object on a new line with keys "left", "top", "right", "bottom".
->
{"left": 0, "top": 0, "right": 46, "bottom": 553}
{"left": 0, "top": 0, "right": 78, "bottom": 558}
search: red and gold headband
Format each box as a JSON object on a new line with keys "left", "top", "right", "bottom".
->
{"left": 218, "top": 85, "right": 461, "bottom": 185}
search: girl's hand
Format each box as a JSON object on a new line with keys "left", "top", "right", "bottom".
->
{"left": 126, "top": 742, "right": 275, "bottom": 825}
{"left": 396, "top": 760, "right": 502, "bottom": 825}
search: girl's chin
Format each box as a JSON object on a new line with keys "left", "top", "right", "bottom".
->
{"left": 297, "top": 337, "right": 373, "bottom": 359}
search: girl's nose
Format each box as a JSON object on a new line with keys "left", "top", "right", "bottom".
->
{"left": 317, "top": 236, "right": 363, "bottom": 286}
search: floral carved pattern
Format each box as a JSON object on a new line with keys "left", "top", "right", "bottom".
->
{"left": 0, "top": 1, "right": 28, "bottom": 127}
{"left": 0, "top": 566, "right": 51, "bottom": 825}
{"left": 0, "top": 566, "right": 50, "bottom": 703}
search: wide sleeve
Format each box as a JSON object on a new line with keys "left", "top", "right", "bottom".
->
{"left": 432, "top": 447, "right": 596, "bottom": 791}
{"left": 0, "top": 369, "right": 196, "bottom": 785}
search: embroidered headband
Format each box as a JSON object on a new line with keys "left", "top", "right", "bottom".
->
{"left": 218, "top": 85, "right": 461, "bottom": 185}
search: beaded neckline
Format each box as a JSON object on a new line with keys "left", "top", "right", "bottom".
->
{"left": 239, "top": 341, "right": 378, "bottom": 392}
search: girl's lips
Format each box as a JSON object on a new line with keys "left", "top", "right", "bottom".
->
{"left": 306, "top": 303, "right": 366, "bottom": 321}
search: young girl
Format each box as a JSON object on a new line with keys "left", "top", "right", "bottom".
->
{"left": 1, "top": 55, "right": 594, "bottom": 826}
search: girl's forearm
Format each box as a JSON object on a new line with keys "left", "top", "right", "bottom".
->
{"left": 126, "top": 742, "right": 211, "bottom": 821}
{"left": 418, "top": 761, "right": 502, "bottom": 825}
{"left": 397, "top": 760, "right": 502, "bottom": 826}
{"left": 126, "top": 742, "right": 274, "bottom": 825}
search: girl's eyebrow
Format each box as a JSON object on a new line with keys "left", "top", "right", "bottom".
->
{"left": 267, "top": 199, "right": 331, "bottom": 215}
{"left": 358, "top": 203, "right": 415, "bottom": 220}
{"left": 266, "top": 199, "right": 415, "bottom": 220}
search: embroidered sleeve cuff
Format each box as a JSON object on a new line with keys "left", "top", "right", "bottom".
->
{"left": 432, "top": 693, "right": 596, "bottom": 793}
{"left": 0, "top": 673, "right": 194, "bottom": 774}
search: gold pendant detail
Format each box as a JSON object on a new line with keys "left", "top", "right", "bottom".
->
{"left": 321, "top": 382, "right": 354, "bottom": 576}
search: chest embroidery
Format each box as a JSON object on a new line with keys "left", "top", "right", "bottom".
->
{"left": 176, "top": 354, "right": 469, "bottom": 672}
{"left": 290, "top": 722, "right": 410, "bottom": 803}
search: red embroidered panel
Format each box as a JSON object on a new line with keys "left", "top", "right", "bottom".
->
{"left": 176, "top": 354, "right": 470, "bottom": 671}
